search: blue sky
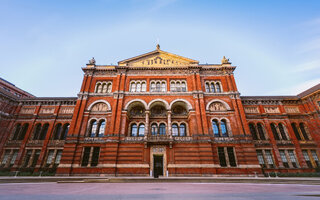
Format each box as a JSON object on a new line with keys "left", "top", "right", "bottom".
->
{"left": 1, "top": 0, "right": 320, "bottom": 97}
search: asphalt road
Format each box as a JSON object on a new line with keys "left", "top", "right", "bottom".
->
{"left": 0, "top": 182, "right": 319, "bottom": 200}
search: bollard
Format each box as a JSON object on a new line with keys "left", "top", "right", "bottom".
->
{"left": 254, "top": 172, "right": 258, "bottom": 178}
{"left": 14, "top": 171, "right": 19, "bottom": 178}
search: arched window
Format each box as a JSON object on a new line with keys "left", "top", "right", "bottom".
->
{"left": 257, "top": 123, "right": 266, "bottom": 140}
{"left": 131, "top": 124, "right": 138, "bottom": 136}
{"left": 278, "top": 123, "right": 288, "bottom": 140}
{"left": 159, "top": 123, "right": 166, "bottom": 135}
{"left": 136, "top": 82, "right": 141, "bottom": 92}
{"left": 249, "top": 123, "right": 258, "bottom": 140}
{"left": 156, "top": 82, "right": 161, "bottom": 92}
{"left": 181, "top": 82, "right": 186, "bottom": 92}
{"left": 12, "top": 124, "right": 21, "bottom": 140}
{"left": 90, "top": 120, "right": 97, "bottom": 137}
{"left": 299, "top": 123, "right": 309, "bottom": 140}
{"left": 151, "top": 124, "right": 158, "bottom": 135}
{"left": 102, "top": 83, "right": 107, "bottom": 93}
{"left": 170, "top": 82, "right": 175, "bottom": 92}
{"left": 53, "top": 123, "right": 62, "bottom": 140}
{"left": 96, "top": 83, "right": 102, "bottom": 93}
{"left": 161, "top": 82, "right": 166, "bottom": 92}
{"left": 216, "top": 82, "right": 221, "bottom": 93}
{"left": 205, "top": 83, "right": 210, "bottom": 92}
{"left": 179, "top": 123, "right": 186, "bottom": 136}
{"left": 39, "top": 123, "right": 49, "bottom": 140}
{"left": 221, "top": 120, "right": 228, "bottom": 137}
{"left": 18, "top": 123, "right": 29, "bottom": 140}
{"left": 138, "top": 124, "right": 145, "bottom": 136}
{"left": 131, "top": 82, "right": 136, "bottom": 92}
{"left": 107, "top": 83, "right": 112, "bottom": 93}
{"left": 172, "top": 124, "right": 179, "bottom": 136}
{"left": 98, "top": 120, "right": 105, "bottom": 137}
{"left": 270, "top": 123, "right": 280, "bottom": 140}
{"left": 212, "top": 120, "right": 220, "bottom": 137}
{"left": 60, "top": 123, "right": 70, "bottom": 140}
{"left": 32, "top": 124, "right": 42, "bottom": 140}
{"left": 151, "top": 82, "right": 156, "bottom": 92}
{"left": 176, "top": 82, "right": 181, "bottom": 92}
{"left": 141, "top": 82, "right": 146, "bottom": 92}
{"left": 210, "top": 83, "right": 215, "bottom": 93}
{"left": 291, "top": 123, "right": 301, "bottom": 140}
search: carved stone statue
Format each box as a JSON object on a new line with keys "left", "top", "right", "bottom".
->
{"left": 209, "top": 102, "right": 227, "bottom": 112}
{"left": 91, "top": 103, "right": 107, "bottom": 112}
{"left": 221, "top": 56, "right": 230, "bottom": 64}
{"left": 89, "top": 57, "right": 96, "bottom": 65}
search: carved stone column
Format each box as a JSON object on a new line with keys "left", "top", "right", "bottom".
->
{"left": 145, "top": 111, "right": 150, "bottom": 138}
{"left": 167, "top": 111, "right": 172, "bottom": 138}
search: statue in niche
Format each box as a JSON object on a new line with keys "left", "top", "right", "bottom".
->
{"left": 91, "top": 103, "right": 108, "bottom": 112}
{"left": 209, "top": 102, "right": 227, "bottom": 112}
{"left": 172, "top": 105, "right": 187, "bottom": 116}
{"left": 129, "top": 106, "right": 145, "bottom": 117}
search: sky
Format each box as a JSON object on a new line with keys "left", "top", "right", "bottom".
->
{"left": 1, "top": 0, "right": 320, "bottom": 97}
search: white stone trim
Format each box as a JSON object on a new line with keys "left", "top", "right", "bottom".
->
{"left": 87, "top": 100, "right": 111, "bottom": 111}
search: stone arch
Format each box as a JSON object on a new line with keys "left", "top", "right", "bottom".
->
{"left": 206, "top": 99, "right": 231, "bottom": 111}
{"left": 169, "top": 99, "right": 193, "bottom": 111}
{"left": 124, "top": 99, "right": 148, "bottom": 110}
{"left": 88, "top": 100, "right": 111, "bottom": 111}
{"left": 147, "top": 99, "right": 169, "bottom": 110}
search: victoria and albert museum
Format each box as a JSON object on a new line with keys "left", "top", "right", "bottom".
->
{"left": 0, "top": 45, "right": 319, "bottom": 177}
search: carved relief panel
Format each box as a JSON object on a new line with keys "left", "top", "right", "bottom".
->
{"left": 208, "top": 102, "right": 227, "bottom": 112}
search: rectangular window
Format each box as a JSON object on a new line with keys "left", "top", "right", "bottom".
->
{"left": 279, "top": 150, "right": 289, "bottom": 168}
{"left": 265, "top": 150, "right": 274, "bottom": 168}
{"left": 256, "top": 150, "right": 265, "bottom": 167}
{"left": 10, "top": 150, "right": 18, "bottom": 166}
{"left": 218, "top": 147, "right": 227, "bottom": 167}
{"left": 23, "top": 150, "right": 32, "bottom": 167}
{"left": 55, "top": 150, "right": 62, "bottom": 165}
{"left": 227, "top": 147, "right": 237, "bottom": 167}
{"left": 31, "top": 150, "right": 41, "bottom": 167}
{"left": 91, "top": 147, "right": 100, "bottom": 167}
{"left": 311, "top": 150, "right": 319, "bottom": 167}
{"left": 81, "top": 147, "right": 91, "bottom": 167}
{"left": 1, "top": 150, "right": 10, "bottom": 166}
{"left": 288, "top": 150, "right": 298, "bottom": 168}
{"left": 302, "top": 150, "right": 313, "bottom": 168}
{"left": 46, "top": 150, "right": 54, "bottom": 165}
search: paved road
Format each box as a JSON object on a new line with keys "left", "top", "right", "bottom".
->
{"left": 0, "top": 182, "right": 319, "bottom": 200}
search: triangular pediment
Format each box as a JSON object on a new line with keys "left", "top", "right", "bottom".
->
{"left": 118, "top": 48, "right": 199, "bottom": 67}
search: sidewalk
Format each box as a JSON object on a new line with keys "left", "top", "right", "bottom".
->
{"left": 0, "top": 176, "right": 320, "bottom": 185}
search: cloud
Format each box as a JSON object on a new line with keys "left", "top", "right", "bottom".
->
{"left": 293, "top": 59, "right": 320, "bottom": 73}
{"left": 268, "top": 78, "right": 320, "bottom": 95}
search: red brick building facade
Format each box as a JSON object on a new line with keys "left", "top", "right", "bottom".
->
{"left": 1, "top": 46, "right": 320, "bottom": 177}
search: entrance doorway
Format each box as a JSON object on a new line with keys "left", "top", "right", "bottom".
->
{"left": 153, "top": 155, "right": 163, "bottom": 178}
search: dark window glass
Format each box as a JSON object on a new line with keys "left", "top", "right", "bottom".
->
{"left": 205, "top": 83, "right": 210, "bottom": 92}
{"left": 212, "top": 120, "right": 220, "bottom": 137}
{"left": 90, "top": 121, "right": 97, "bottom": 137}
{"left": 23, "top": 150, "right": 32, "bottom": 167}
{"left": 249, "top": 123, "right": 258, "bottom": 140}
{"left": 33, "top": 124, "right": 42, "bottom": 140}
{"left": 61, "top": 124, "right": 70, "bottom": 140}
{"left": 91, "top": 147, "right": 100, "bottom": 167}
{"left": 299, "top": 123, "right": 309, "bottom": 140}
{"left": 138, "top": 124, "right": 145, "bottom": 136}
{"left": 278, "top": 123, "right": 288, "bottom": 140}
{"left": 270, "top": 124, "right": 280, "bottom": 140}
{"left": 151, "top": 124, "right": 158, "bottom": 135}
{"left": 53, "top": 123, "right": 62, "bottom": 140}
{"left": 216, "top": 83, "right": 221, "bottom": 93}
{"left": 221, "top": 120, "right": 228, "bottom": 137}
{"left": 179, "top": 124, "right": 186, "bottom": 136}
{"left": 12, "top": 124, "right": 21, "bottom": 140}
{"left": 218, "top": 147, "right": 227, "bottom": 167}
{"left": 291, "top": 123, "right": 301, "bottom": 140}
{"left": 257, "top": 123, "right": 266, "bottom": 140}
{"left": 31, "top": 150, "right": 41, "bottom": 167}
{"left": 98, "top": 121, "right": 105, "bottom": 137}
{"left": 210, "top": 83, "right": 215, "bottom": 93}
{"left": 227, "top": 147, "right": 237, "bottom": 167}
{"left": 18, "top": 123, "right": 29, "bottom": 140}
{"left": 39, "top": 123, "right": 49, "bottom": 140}
{"left": 159, "top": 123, "right": 166, "bottom": 135}
{"left": 81, "top": 147, "right": 91, "bottom": 167}
{"left": 131, "top": 124, "right": 138, "bottom": 137}
{"left": 172, "top": 124, "right": 178, "bottom": 136}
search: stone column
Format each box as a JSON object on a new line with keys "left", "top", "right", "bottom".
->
{"left": 145, "top": 111, "right": 150, "bottom": 139}
{"left": 167, "top": 111, "right": 172, "bottom": 138}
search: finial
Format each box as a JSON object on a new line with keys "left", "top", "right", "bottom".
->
{"left": 88, "top": 57, "right": 96, "bottom": 65}
{"left": 156, "top": 43, "right": 160, "bottom": 50}
{"left": 221, "top": 56, "right": 230, "bottom": 64}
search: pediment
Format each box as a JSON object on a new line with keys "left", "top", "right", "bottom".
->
{"left": 118, "top": 49, "right": 199, "bottom": 67}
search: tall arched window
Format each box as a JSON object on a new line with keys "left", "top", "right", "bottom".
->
{"left": 12, "top": 124, "right": 21, "bottom": 140}
{"left": 205, "top": 83, "right": 210, "bottom": 92}
{"left": 249, "top": 123, "right": 258, "bottom": 140}
{"left": 53, "top": 123, "right": 62, "bottom": 140}
{"left": 291, "top": 123, "right": 301, "bottom": 140}
{"left": 159, "top": 123, "right": 166, "bottom": 135}
{"left": 181, "top": 82, "right": 186, "bottom": 92}
{"left": 96, "top": 83, "right": 102, "bottom": 93}
{"left": 257, "top": 123, "right": 266, "bottom": 140}
{"left": 278, "top": 123, "right": 288, "bottom": 140}
{"left": 98, "top": 120, "right": 105, "bottom": 137}
{"left": 151, "top": 124, "right": 158, "bottom": 135}
{"left": 221, "top": 120, "right": 228, "bottom": 137}
{"left": 156, "top": 82, "right": 161, "bottom": 92}
{"left": 18, "top": 123, "right": 29, "bottom": 140}
{"left": 102, "top": 83, "right": 107, "bottom": 93}
{"left": 141, "top": 83, "right": 146, "bottom": 92}
{"left": 270, "top": 123, "right": 280, "bottom": 140}
{"left": 299, "top": 123, "right": 309, "bottom": 140}
{"left": 179, "top": 123, "right": 186, "bottom": 136}
{"left": 216, "top": 83, "right": 221, "bottom": 93}
{"left": 136, "top": 83, "right": 141, "bottom": 92}
{"left": 131, "top": 124, "right": 138, "bottom": 136}
{"left": 138, "top": 124, "right": 145, "bottom": 136}
{"left": 107, "top": 83, "right": 112, "bottom": 93}
{"left": 172, "top": 124, "right": 179, "bottom": 136}
{"left": 61, "top": 123, "right": 70, "bottom": 140}
{"left": 161, "top": 82, "right": 166, "bottom": 92}
{"left": 32, "top": 124, "right": 42, "bottom": 140}
{"left": 131, "top": 82, "right": 136, "bottom": 92}
{"left": 212, "top": 120, "right": 220, "bottom": 137}
{"left": 151, "top": 82, "right": 156, "bottom": 92}
{"left": 170, "top": 82, "right": 175, "bottom": 92}
{"left": 210, "top": 83, "right": 215, "bottom": 93}
{"left": 39, "top": 123, "right": 49, "bottom": 140}
{"left": 90, "top": 120, "right": 97, "bottom": 137}
{"left": 176, "top": 82, "right": 181, "bottom": 92}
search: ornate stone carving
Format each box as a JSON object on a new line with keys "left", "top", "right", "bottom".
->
{"left": 88, "top": 57, "right": 96, "bottom": 65}
{"left": 40, "top": 107, "right": 55, "bottom": 114}
{"left": 244, "top": 107, "right": 259, "bottom": 114}
{"left": 264, "top": 107, "right": 280, "bottom": 114}
{"left": 284, "top": 106, "right": 300, "bottom": 113}
{"left": 20, "top": 107, "right": 35, "bottom": 114}
{"left": 209, "top": 102, "right": 227, "bottom": 112}
{"left": 221, "top": 56, "right": 230, "bottom": 64}
{"left": 59, "top": 107, "right": 74, "bottom": 114}
{"left": 91, "top": 103, "right": 108, "bottom": 112}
